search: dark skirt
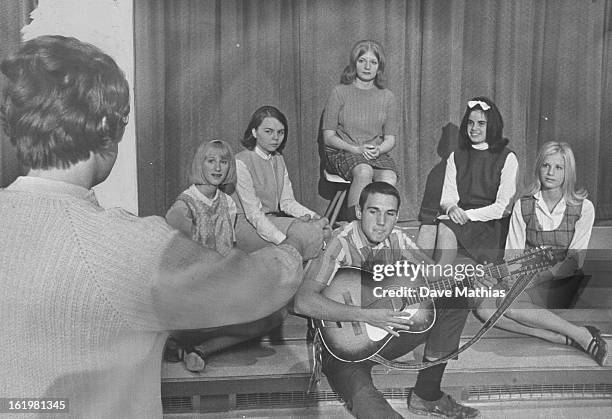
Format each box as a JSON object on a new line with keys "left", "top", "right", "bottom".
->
{"left": 439, "top": 216, "right": 511, "bottom": 264}
{"left": 325, "top": 149, "right": 397, "bottom": 180}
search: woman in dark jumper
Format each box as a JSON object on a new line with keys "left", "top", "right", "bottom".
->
{"left": 434, "top": 97, "right": 518, "bottom": 266}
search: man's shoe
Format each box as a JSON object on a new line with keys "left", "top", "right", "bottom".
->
{"left": 407, "top": 391, "right": 479, "bottom": 418}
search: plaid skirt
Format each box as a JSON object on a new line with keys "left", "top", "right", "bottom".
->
{"left": 325, "top": 149, "right": 397, "bottom": 180}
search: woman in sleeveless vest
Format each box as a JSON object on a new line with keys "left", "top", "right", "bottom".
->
{"left": 322, "top": 40, "right": 399, "bottom": 220}
{"left": 476, "top": 142, "right": 606, "bottom": 366}
{"left": 164, "top": 140, "right": 284, "bottom": 372}
{"left": 234, "top": 105, "right": 324, "bottom": 252}
{"left": 166, "top": 140, "right": 237, "bottom": 256}
{"left": 429, "top": 97, "right": 518, "bottom": 265}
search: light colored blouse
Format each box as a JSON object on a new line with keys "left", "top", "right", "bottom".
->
{"left": 235, "top": 145, "right": 317, "bottom": 244}
{"left": 165, "top": 185, "right": 237, "bottom": 242}
{"left": 440, "top": 142, "right": 518, "bottom": 221}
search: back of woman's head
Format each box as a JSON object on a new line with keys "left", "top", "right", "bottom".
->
{"left": 241, "top": 105, "right": 288, "bottom": 154}
{"left": 525, "top": 141, "right": 587, "bottom": 204}
{"left": 0, "top": 35, "right": 130, "bottom": 170}
{"left": 458, "top": 96, "right": 507, "bottom": 151}
{"left": 340, "top": 40, "right": 387, "bottom": 89}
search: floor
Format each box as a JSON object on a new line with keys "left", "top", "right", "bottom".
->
{"left": 165, "top": 398, "right": 612, "bottom": 418}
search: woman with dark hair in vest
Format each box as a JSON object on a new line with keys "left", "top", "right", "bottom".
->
{"left": 476, "top": 142, "right": 606, "bottom": 366}
{"left": 434, "top": 97, "right": 518, "bottom": 265}
{"left": 234, "top": 105, "right": 327, "bottom": 253}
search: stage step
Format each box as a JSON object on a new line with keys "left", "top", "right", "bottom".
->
{"left": 161, "top": 310, "right": 612, "bottom": 414}
{"left": 161, "top": 226, "right": 612, "bottom": 414}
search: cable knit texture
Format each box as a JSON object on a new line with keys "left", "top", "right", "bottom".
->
{"left": 0, "top": 177, "right": 302, "bottom": 418}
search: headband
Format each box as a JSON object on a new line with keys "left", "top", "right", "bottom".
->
{"left": 467, "top": 100, "right": 491, "bottom": 111}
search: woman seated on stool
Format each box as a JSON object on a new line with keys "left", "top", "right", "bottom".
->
{"left": 433, "top": 97, "right": 518, "bottom": 265}
{"left": 165, "top": 139, "right": 285, "bottom": 372}
{"left": 234, "top": 105, "right": 325, "bottom": 253}
{"left": 476, "top": 141, "right": 607, "bottom": 366}
{"left": 322, "top": 39, "right": 399, "bottom": 220}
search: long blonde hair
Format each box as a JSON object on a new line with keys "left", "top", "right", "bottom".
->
{"left": 524, "top": 141, "right": 587, "bottom": 205}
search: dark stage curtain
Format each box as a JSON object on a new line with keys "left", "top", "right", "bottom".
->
{"left": 134, "top": 0, "right": 612, "bottom": 221}
{"left": 0, "top": 0, "right": 37, "bottom": 187}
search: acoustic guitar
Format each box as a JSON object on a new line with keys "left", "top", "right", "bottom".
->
{"left": 317, "top": 247, "right": 555, "bottom": 362}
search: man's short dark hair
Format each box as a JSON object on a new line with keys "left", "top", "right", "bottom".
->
{"left": 358, "top": 182, "right": 401, "bottom": 210}
{"left": 1, "top": 35, "right": 130, "bottom": 170}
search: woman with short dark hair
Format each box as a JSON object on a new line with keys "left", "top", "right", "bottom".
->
{"left": 234, "top": 105, "right": 324, "bottom": 252}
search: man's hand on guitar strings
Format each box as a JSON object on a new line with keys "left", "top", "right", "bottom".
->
{"left": 474, "top": 272, "right": 497, "bottom": 289}
{"left": 362, "top": 309, "right": 414, "bottom": 337}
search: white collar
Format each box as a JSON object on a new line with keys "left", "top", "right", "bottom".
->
{"left": 534, "top": 191, "right": 566, "bottom": 215}
{"left": 471, "top": 142, "right": 489, "bottom": 150}
{"left": 255, "top": 145, "right": 272, "bottom": 161}
{"left": 188, "top": 184, "right": 219, "bottom": 206}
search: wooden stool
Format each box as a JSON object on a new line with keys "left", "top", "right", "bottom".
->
{"left": 323, "top": 170, "right": 350, "bottom": 226}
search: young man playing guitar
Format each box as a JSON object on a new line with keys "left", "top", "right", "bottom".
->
{"left": 294, "top": 182, "right": 479, "bottom": 419}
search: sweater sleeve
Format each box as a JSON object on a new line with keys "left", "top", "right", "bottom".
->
{"left": 278, "top": 158, "right": 317, "bottom": 218}
{"left": 383, "top": 90, "right": 399, "bottom": 136}
{"left": 322, "top": 86, "right": 342, "bottom": 131}
{"left": 78, "top": 209, "right": 303, "bottom": 331}
{"left": 165, "top": 199, "right": 193, "bottom": 237}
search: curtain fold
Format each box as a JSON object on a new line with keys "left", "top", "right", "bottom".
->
{"left": 134, "top": 0, "right": 612, "bottom": 220}
{"left": 0, "top": 0, "right": 38, "bottom": 187}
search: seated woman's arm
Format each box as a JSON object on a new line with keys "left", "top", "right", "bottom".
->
{"left": 375, "top": 92, "right": 398, "bottom": 156}
{"left": 440, "top": 152, "right": 460, "bottom": 214}
{"left": 165, "top": 200, "right": 193, "bottom": 237}
{"left": 550, "top": 199, "right": 595, "bottom": 278}
{"left": 235, "top": 159, "right": 287, "bottom": 244}
{"left": 377, "top": 134, "right": 396, "bottom": 155}
{"left": 323, "top": 129, "right": 359, "bottom": 153}
{"left": 279, "top": 166, "right": 318, "bottom": 219}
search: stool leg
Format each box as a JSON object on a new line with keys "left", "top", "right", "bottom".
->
{"left": 325, "top": 190, "right": 343, "bottom": 220}
{"left": 329, "top": 190, "right": 347, "bottom": 227}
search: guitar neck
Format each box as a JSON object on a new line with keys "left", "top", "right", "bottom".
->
{"left": 483, "top": 263, "right": 510, "bottom": 279}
